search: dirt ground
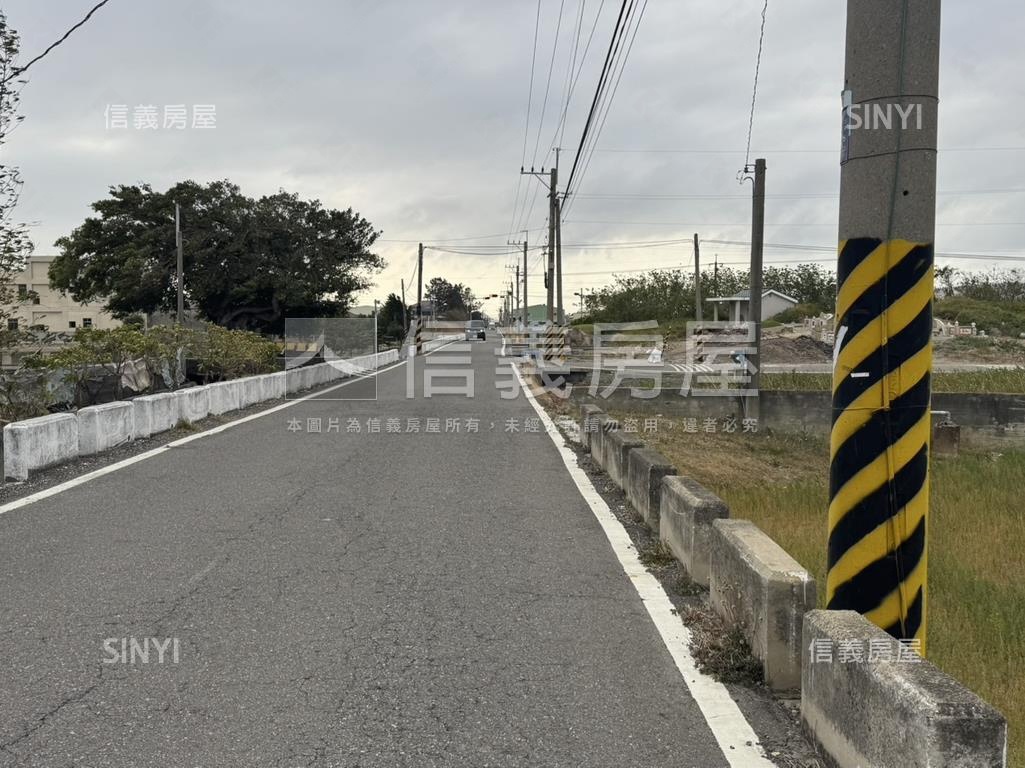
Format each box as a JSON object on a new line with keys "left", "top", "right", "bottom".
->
{"left": 572, "top": 326, "right": 1025, "bottom": 366}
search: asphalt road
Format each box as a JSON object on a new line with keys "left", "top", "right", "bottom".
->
{"left": 0, "top": 340, "right": 733, "bottom": 768}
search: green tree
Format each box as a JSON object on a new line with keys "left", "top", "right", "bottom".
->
{"left": 50, "top": 181, "right": 384, "bottom": 332}
{"left": 377, "top": 293, "right": 406, "bottom": 341}
{"left": 425, "top": 277, "right": 479, "bottom": 320}
{"left": 0, "top": 12, "right": 33, "bottom": 337}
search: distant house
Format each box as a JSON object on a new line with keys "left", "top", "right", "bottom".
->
{"left": 705, "top": 289, "right": 798, "bottom": 323}
{"left": 4, "top": 255, "right": 121, "bottom": 333}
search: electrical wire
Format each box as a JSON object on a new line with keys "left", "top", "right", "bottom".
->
{"left": 561, "top": 0, "right": 648, "bottom": 218}
{"left": 5, "top": 0, "right": 114, "bottom": 82}
{"left": 506, "top": 0, "right": 544, "bottom": 245}
{"left": 562, "top": 0, "right": 632, "bottom": 198}
{"left": 742, "top": 0, "right": 770, "bottom": 171}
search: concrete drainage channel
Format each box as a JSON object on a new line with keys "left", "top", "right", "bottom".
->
{"left": 2, "top": 352, "right": 401, "bottom": 483}
{"left": 572, "top": 401, "right": 1008, "bottom": 768}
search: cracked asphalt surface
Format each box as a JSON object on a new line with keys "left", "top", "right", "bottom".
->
{"left": 0, "top": 340, "right": 732, "bottom": 767}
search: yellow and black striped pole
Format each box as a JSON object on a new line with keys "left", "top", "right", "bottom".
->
{"left": 827, "top": 0, "right": 940, "bottom": 653}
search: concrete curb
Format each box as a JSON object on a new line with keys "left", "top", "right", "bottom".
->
{"left": 802, "top": 610, "right": 1007, "bottom": 768}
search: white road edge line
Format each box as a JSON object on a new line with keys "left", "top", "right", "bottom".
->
{"left": 0, "top": 357, "right": 413, "bottom": 517}
{"left": 513, "top": 363, "right": 776, "bottom": 768}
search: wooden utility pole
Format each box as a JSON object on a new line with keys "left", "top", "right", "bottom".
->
{"left": 827, "top": 0, "right": 940, "bottom": 653}
{"left": 693, "top": 233, "right": 703, "bottom": 322}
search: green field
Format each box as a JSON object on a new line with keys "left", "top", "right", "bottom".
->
{"left": 604, "top": 415, "right": 1025, "bottom": 766}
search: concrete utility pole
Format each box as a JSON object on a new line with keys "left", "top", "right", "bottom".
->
{"left": 556, "top": 196, "right": 564, "bottom": 325}
{"left": 747, "top": 158, "right": 766, "bottom": 422}
{"left": 547, "top": 166, "right": 557, "bottom": 324}
{"left": 373, "top": 299, "right": 379, "bottom": 357}
{"left": 522, "top": 239, "right": 528, "bottom": 327}
{"left": 693, "top": 233, "right": 703, "bottom": 322}
{"left": 175, "top": 202, "right": 184, "bottom": 324}
{"left": 515, "top": 264, "right": 520, "bottom": 326}
{"left": 416, "top": 243, "right": 424, "bottom": 356}
{"left": 554, "top": 148, "right": 564, "bottom": 326}
{"left": 828, "top": 0, "right": 940, "bottom": 653}
{"left": 400, "top": 278, "right": 408, "bottom": 333}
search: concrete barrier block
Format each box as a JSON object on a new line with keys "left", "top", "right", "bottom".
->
{"left": 316, "top": 363, "right": 333, "bottom": 385}
{"left": 579, "top": 404, "right": 604, "bottom": 451}
{"left": 175, "top": 386, "right": 209, "bottom": 423}
{"left": 589, "top": 414, "right": 614, "bottom": 464}
{"left": 659, "top": 476, "right": 729, "bottom": 587}
{"left": 600, "top": 429, "right": 644, "bottom": 488}
{"left": 263, "top": 372, "right": 287, "bottom": 401}
{"left": 78, "top": 401, "right": 135, "bottom": 456}
{"left": 709, "top": 519, "right": 815, "bottom": 690}
{"left": 625, "top": 447, "right": 677, "bottom": 529}
{"left": 285, "top": 368, "right": 303, "bottom": 394}
{"left": 802, "top": 609, "right": 1007, "bottom": 768}
{"left": 132, "top": 392, "right": 179, "bottom": 438}
{"left": 207, "top": 380, "right": 241, "bottom": 415}
{"left": 4, "top": 413, "right": 79, "bottom": 481}
{"left": 238, "top": 375, "right": 264, "bottom": 408}
{"left": 300, "top": 366, "right": 316, "bottom": 390}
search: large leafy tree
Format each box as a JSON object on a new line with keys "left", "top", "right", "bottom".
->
{"left": 425, "top": 277, "right": 479, "bottom": 320}
{"left": 50, "top": 180, "right": 384, "bottom": 332}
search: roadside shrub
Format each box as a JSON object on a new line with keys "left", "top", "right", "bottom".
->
{"left": 191, "top": 324, "right": 278, "bottom": 382}
{"left": 935, "top": 297, "right": 1025, "bottom": 338}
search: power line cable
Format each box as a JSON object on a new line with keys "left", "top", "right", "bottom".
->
{"left": 562, "top": 0, "right": 632, "bottom": 198}
{"left": 506, "top": 0, "right": 544, "bottom": 244}
{"left": 562, "top": 0, "right": 648, "bottom": 218}
{"left": 742, "top": 0, "right": 770, "bottom": 171}
{"left": 5, "top": 0, "right": 114, "bottom": 82}
{"left": 528, "top": 0, "right": 567, "bottom": 170}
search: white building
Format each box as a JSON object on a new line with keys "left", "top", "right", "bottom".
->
{"left": 5, "top": 255, "right": 121, "bottom": 333}
{"left": 705, "top": 289, "right": 799, "bottom": 323}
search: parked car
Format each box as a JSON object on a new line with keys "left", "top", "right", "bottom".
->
{"left": 464, "top": 319, "right": 486, "bottom": 341}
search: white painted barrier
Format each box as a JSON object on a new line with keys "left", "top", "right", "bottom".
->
{"left": 78, "top": 402, "right": 135, "bottom": 456}
{"left": 175, "top": 386, "right": 210, "bottom": 423}
{"left": 207, "top": 380, "right": 241, "bottom": 415}
{"left": 3, "top": 349, "right": 406, "bottom": 480}
{"left": 133, "top": 392, "right": 179, "bottom": 438}
{"left": 3, "top": 413, "right": 79, "bottom": 481}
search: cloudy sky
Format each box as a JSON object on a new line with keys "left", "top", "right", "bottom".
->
{"left": 4, "top": 0, "right": 1024, "bottom": 317}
